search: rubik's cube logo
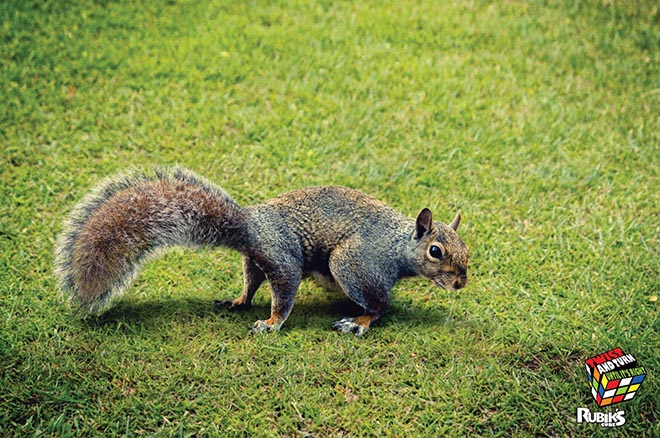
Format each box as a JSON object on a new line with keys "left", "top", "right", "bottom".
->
{"left": 585, "top": 347, "right": 646, "bottom": 407}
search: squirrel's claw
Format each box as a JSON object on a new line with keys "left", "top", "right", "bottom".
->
{"left": 251, "top": 319, "right": 282, "bottom": 334}
{"left": 213, "top": 299, "right": 249, "bottom": 312}
{"left": 332, "top": 317, "right": 369, "bottom": 337}
{"left": 213, "top": 299, "right": 232, "bottom": 312}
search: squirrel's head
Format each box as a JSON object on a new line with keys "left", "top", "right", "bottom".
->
{"left": 412, "top": 208, "right": 468, "bottom": 290}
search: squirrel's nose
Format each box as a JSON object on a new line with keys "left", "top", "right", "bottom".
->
{"left": 453, "top": 279, "right": 466, "bottom": 290}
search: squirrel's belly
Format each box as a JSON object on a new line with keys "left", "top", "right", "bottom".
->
{"left": 310, "top": 271, "right": 341, "bottom": 292}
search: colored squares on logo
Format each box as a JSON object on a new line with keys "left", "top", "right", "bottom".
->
{"left": 606, "top": 379, "right": 619, "bottom": 390}
{"left": 631, "top": 375, "right": 645, "bottom": 385}
{"left": 594, "top": 393, "right": 603, "bottom": 406}
{"left": 592, "top": 376, "right": 645, "bottom": 407}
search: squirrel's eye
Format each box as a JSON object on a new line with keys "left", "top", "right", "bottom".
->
{"left": 429, "top": 245, "right": 443, "bottom": 259}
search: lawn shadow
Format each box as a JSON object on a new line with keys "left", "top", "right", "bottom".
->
{"left": 81, "top": 294, "right": 456, "bottom": 335}
{"left": 265, "top": 295, "right": 456, "bottom": 332}
{"left": 81, "top": 297, "right": 258, "bottom": 331}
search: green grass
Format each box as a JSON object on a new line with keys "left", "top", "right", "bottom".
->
{"left": 2, "top": 0, "right": 659, "bottom": 436}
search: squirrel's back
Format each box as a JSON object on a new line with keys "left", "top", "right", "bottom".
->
{"left": 242, "top": 186, "right": 414, "bottom": 278}
{"left": 255, "top": 185, "right": 410, "bottom": 244}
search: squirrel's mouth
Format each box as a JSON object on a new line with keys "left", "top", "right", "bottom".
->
{"left": 433, "top": 277, "right": 466, "bottom": 290}
{"left": 432, "top": 278, "right": 449, "bottom": 290}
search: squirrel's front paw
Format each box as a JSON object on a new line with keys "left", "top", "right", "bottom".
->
{"left": 251, "top": 320, "right": 272, "bottom": 334}
{"left": 332, "top": 317, "right": 369, "bottom": 337}
{"left": 251, "top": 319, "right": 283, "bottom": 334}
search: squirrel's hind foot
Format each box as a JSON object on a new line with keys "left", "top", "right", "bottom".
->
{"left": 213, "top": 298, "right": 250, "bottom": 312}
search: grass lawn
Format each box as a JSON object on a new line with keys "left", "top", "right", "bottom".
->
{"left": 1, "top": 0, "right": 658, "bottom": 436}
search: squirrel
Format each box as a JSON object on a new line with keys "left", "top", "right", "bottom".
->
{"left": 55, "top": 167, "right": 468, "bottom": 336}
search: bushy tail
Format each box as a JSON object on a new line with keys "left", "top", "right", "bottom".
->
{"left": 54, "top": 167, "right": 248, "bottom": 313}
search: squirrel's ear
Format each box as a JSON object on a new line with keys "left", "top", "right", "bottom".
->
{"left": 415, "top": 208, "right": 433, "bottom": 239}
{"left": 449, "top": 210, "right": 461, "bottom": 231}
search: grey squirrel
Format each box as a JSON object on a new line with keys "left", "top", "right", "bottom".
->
{"left": 55, "top": 167, "right": 468, "bottom": 336}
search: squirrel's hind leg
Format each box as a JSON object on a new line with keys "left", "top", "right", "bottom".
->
{"left": 214, "top": 256, "right": 265, "bottom": 311}
{"left": 251, "top": 262, "right": 302, "bottom": 334}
